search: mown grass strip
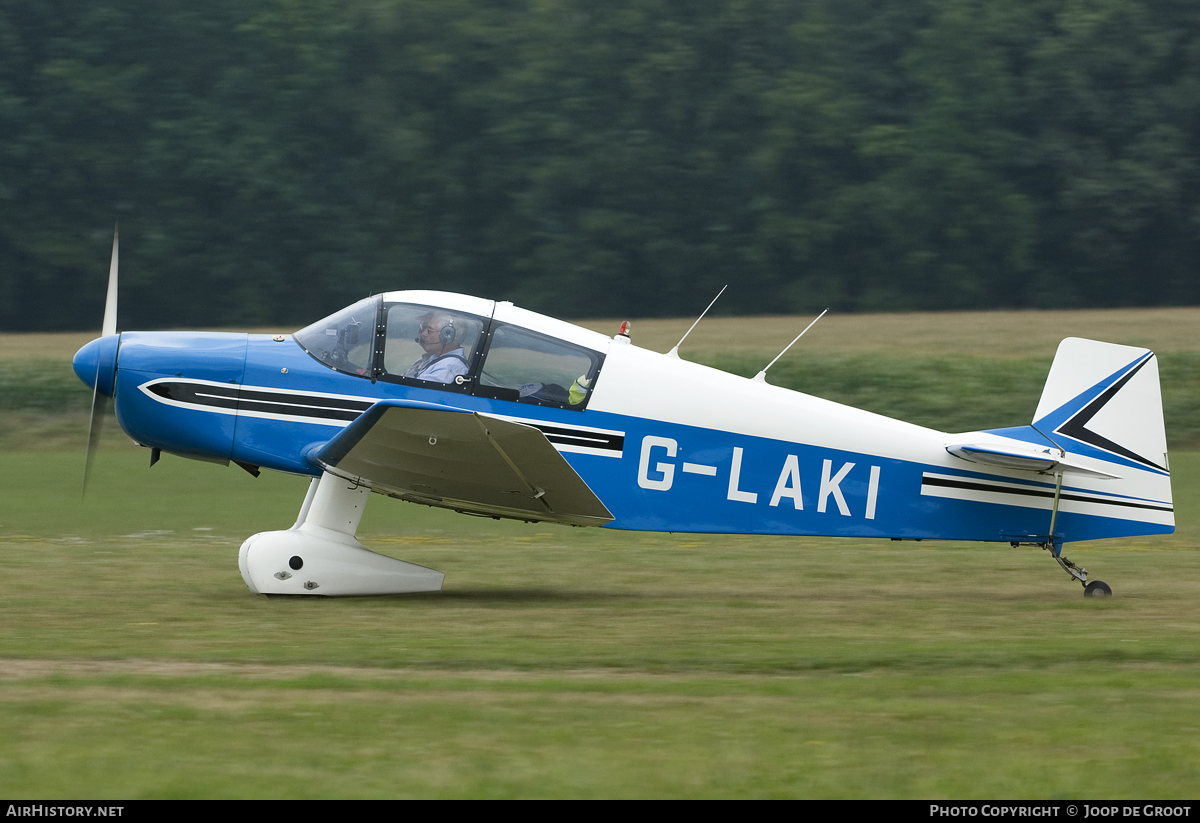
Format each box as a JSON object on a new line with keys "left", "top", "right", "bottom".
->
{"left": 2, "top": 662, "right": 1199, "bottom": 798}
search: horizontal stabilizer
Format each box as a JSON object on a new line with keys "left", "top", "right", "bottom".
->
{"left": 309, "top": 400, "right": 613, "bottom": 526}
{"left": 946, "top": 441, "right": 1119, "bottom": 478}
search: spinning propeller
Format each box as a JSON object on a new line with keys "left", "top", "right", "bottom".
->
{"left": 80, "top": 225, "right": 120, "bottom": 497}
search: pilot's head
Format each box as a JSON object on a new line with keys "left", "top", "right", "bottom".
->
{"left": 416, "top": 312, "right": 457, "bottom": 354}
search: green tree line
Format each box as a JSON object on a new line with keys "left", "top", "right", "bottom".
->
{"left": 2, "top": 0, "right": 1198, "bottom": 330}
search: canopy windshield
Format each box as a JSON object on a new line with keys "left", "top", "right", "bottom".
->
{"left": 294, "top": 296, "right": 379, "bottom": 376}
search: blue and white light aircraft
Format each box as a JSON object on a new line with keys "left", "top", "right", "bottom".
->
{"left": 73, "top": 233, "right": 1173, "bottom": 597}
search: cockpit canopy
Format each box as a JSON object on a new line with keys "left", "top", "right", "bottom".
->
{"left": 293, "top": 296, "right": 378, "bottom": 376}
{"left": 294, "top": 291, "right": 609, "bottom": 411}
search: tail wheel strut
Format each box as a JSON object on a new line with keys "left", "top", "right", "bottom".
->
{"left": 1008, "top": 468, "right": 1111, "bottom": 596}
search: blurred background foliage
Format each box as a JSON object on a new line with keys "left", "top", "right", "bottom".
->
{"left": 2, "top": 0, "right": 1199, "bottom": 331}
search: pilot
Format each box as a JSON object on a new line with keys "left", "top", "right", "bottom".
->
{"left": 403, "top": 312, "right": 469, "bottom": 383}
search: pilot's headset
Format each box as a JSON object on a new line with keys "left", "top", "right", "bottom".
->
{"left": 438, "top": 316, "right": 457, "bottom": 346}
{"left": 416, "top": 314, "right": 457, "bottom": 346}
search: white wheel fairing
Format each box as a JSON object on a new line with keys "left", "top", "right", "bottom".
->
{"left": 240, "top": 472, "right": 444, "bottom": 596}
{"left": 239, "top": 529, "right": 444, "bottom": 596}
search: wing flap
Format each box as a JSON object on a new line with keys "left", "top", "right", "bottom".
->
{"left": 310, "top": 401, "right": 614, "bottom": 526}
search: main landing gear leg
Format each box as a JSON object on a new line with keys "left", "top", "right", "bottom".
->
{"left": 238, "top": 472, "right": 445, "bottom": 596}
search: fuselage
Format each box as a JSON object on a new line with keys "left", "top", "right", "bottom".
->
{"left": 73, "top": 291, "right": 1174, "bottom": 544}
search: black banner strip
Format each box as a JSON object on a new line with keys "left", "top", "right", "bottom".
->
{"left": 922, "top": 475, "right": 1173, "bottom": 513}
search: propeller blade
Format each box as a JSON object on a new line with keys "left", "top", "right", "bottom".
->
{"left": 102, "top": 224, "right": 118, "bottom": 337}
{"left": 82, "top": 371, "right": 110, "bottom": 499}
{"left": 84, "top": 222, "right": 120, "bottom": 498}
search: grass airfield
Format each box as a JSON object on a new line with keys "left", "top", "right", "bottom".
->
{"left": 1, "top": 309, "right": 1199, "bottom": 798}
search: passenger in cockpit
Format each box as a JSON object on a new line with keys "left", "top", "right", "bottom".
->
{"left": 403, "top": 312, "right": 469, "bottom": 383}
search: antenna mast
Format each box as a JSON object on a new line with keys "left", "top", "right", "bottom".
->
{"left": 667, "top": 285, "right": 727, "bottom": 358}
{"left": 753, "top": 308, "right": 828, "bottom": 383}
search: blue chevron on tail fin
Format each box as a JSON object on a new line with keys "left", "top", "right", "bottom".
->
{"left": 1033, "top": 338, "right": 1168, "bottom": 475}
{"left": 968, "top": 338, "right": 1174, "bottom": 543}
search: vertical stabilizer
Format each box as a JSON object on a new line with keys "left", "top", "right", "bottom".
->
{"left": 1033, "top": 338, "right": 1169, "bottom": 474}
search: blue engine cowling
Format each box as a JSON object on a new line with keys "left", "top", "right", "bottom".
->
{"left": 105, "top": 332, "right": 249, "bottom": 465}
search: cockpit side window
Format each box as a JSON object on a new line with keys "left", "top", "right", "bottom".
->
{"left": 477, "top": 324, "right": 602, "bottom": 410}
{"left": 294, "top": 296, "right": 380, "bottom": 377}
{"left": 380, "top": 303, "right": 487, "bottom": 390}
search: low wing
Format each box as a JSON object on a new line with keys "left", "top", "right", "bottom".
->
{"left": 309, "top": 401, "right": 614, "bottom": 526}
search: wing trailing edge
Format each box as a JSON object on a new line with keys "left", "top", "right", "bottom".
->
{"left": 309, "top": 400, "right": 614, "bottom": 526}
